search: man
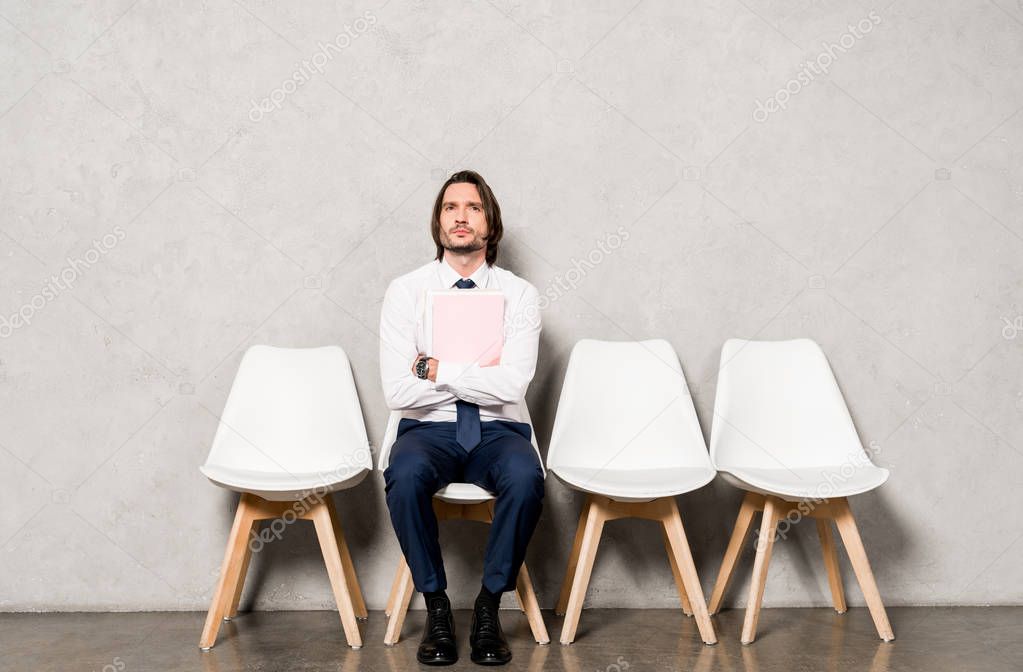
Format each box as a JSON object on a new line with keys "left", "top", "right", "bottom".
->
{"left": 379, "top": 170, "right": 544, "bottom": 666}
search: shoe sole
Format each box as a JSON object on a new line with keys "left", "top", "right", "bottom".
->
{"left": 417, "top": 655, "right": 458, "bottom": 666}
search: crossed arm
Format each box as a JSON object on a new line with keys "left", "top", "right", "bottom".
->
{"left": 379, "top": 280, "right": 542, "bottom": 411}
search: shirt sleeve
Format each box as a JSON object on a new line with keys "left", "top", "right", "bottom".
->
{"left": 379, "top": 279, "right": 459, "bottom": 411}
{"left": 434, "top": 282, "right": 541, "bottom": 406}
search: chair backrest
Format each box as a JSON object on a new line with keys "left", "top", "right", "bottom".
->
{"left": 203, "top": 345, "right": 372, "bottom": 476}
{"left": 709, "top": 338, "right": 866, "bottom": 470}
{"left": 546, "top": 339, "right": 712, "bottom": 472}
{"left": 377, "top": 403, "right": 544, "bottom": 475}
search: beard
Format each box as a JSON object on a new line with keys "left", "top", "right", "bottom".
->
{"left": 441, "top": 228, "right": 487, "bottom": 254}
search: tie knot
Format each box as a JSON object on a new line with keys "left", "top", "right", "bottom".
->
{"left": 455, "top": 278, "right": 476, "bottom": 289}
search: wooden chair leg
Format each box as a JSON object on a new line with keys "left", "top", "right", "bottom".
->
{"left": 200, "top": 494, "right": 257, "bottom": 650}
{"left": 514, "top": 563, "right": 550, "bottom": 644}
{"left": 225, "top": 520, "right": 255, "bottom": 620}
{"left": 384, "top": 559, "right": 415, "bottom": 645}
{"left": 385, "top": 556, "right": 407, "bottom": 617}
{"left": 816, "top": 518, "right": 847, "bottom": 614}
{"left": 326, "top": 498, "right": 367, "bottom": 620}
{"left": 556, "top": 498, "right": 591, "bottom": 616}
{"left": 559, "top": 496, "right": 605, "bottom": 645}
{"left": 310, "top": 500, "right": 363, "bottom": 649}
{"left": 661, "top": 498, "right": 717, "bottom": 645}
{"left": 662, "top": 524, "right": 694, "bottom": 616}
{"left": 741, "top": 495, "right": 780, "bottom": 644}
{"left": 831, "top": 498, "right": 894, "bottom": 641}
{"left": 709, "top": 492, "right": 759, "bottom": 614}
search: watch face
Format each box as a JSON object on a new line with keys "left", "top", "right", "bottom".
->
{"left": 416, "top": 358, "right": 427, "bottom": 378}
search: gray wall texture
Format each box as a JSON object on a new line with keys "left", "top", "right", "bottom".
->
{"left": 1, "top": 0, "right": 1022, "bottom": 612}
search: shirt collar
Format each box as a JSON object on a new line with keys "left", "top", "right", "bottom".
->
{"left": 437, "top": 257, "right": 491, "bottom": 289}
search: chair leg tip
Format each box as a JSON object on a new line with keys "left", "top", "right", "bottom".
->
{"left": 199, "top": 646, "right": 212, "bottom": 652}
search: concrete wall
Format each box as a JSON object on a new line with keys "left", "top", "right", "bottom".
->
{"left": 2, "top": 0, "right": 1022, "bottom": 611}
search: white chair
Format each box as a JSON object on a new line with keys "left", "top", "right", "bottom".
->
{"left": 548, "top": 339, "right": 718, "bottom": 645}
{"left": 707, "top": 338, "right": 894, "bottom": 644}
{"left": 378, "top": 407, "right": 550, "bottom": 646}
{"left": 198, "top": 345, "right": 372, "bottom": 650}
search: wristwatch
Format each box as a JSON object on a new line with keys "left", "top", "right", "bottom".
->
{"left": 414, "top": 356, "right": 430, "bottom": 380}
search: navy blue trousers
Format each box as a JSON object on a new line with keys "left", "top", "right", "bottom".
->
{"left": 383, "top": 418, "right": 545, "bottom": 594}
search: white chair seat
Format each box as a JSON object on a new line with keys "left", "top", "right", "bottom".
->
{"left": 200, "top": 345, "right": 374, "bottom": 502}
{"left": 718, "top": 465, "right": 890, "bottom": 501}
{"left": 551, "top": 465, "right": 716, "bottom": 502}
{"left": 200, "top": 464, "right": 370, "bottom": 502}
{"left": 546, "top": 340, "right": 716, "bottom": 502}
{"left": 433, "top": 482, "right": 494, "bottom": 504}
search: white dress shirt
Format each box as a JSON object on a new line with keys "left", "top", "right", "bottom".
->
{"left": 379, "top": 257, "right": 542, "bottom": 424}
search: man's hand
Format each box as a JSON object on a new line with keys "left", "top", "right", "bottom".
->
{"left": 411, "top": 355, "right": 439, "bottom": 382}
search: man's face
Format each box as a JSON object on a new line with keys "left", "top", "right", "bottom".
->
{"left": 438, "top": 182, "right": 488, "bottom": 255}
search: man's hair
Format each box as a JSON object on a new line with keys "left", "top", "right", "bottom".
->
{"left": 431, "top": 170, "right": 503, "bottom": 266}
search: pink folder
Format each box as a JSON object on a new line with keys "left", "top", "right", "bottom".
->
{"left": 429, "top": 289, "right": 505, "bottom": 367}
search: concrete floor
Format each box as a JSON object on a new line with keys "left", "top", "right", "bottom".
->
{"left": 1, "top": 607, "right": 1019, "bottom": 671}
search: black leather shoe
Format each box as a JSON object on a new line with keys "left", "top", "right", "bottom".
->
{"left": 469, "top": 596, "right": 512, "bottom": 665}
{"left": 417, "top": 595, "right": 458, "bottom": 666}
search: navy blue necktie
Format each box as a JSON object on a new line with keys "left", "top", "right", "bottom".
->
{"left": 453, "top": 277, "right": 481, "bottom": 451}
